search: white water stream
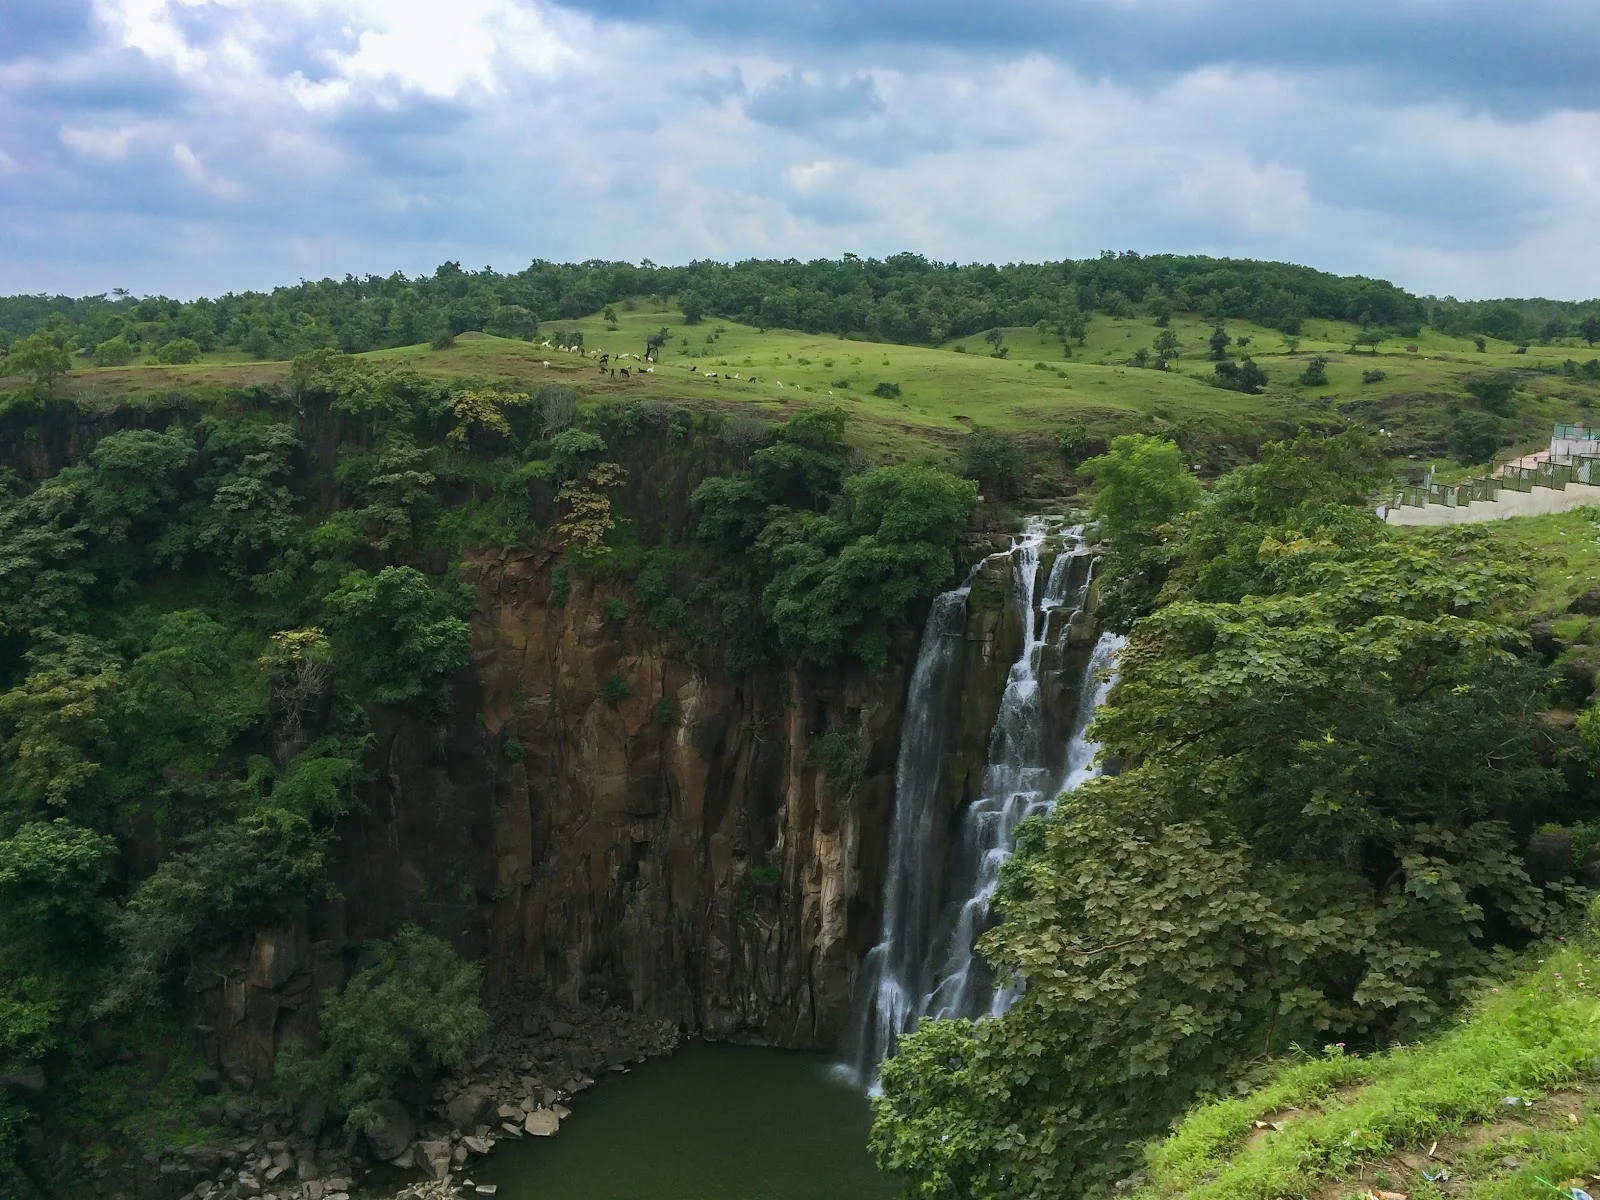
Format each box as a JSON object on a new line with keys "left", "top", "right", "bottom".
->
{"left": 848, "top": 518, "right": 1124, "bottom": 1082}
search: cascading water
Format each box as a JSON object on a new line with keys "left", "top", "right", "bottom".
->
{"left": 848, "top": 517, "right": 1125, "bottom": 1082}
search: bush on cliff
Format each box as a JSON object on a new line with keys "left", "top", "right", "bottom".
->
{"left": 276, "top": 926, "right": 487, "bottom": 1132}
{"left": 692, "top": 407, "right": 977, "bottom": 669}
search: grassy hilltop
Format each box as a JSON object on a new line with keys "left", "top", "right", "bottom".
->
{"left": 11, "top": 293, "right": 1600, "bottom": 475}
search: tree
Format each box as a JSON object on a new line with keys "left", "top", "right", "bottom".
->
{"left": 3, "top": 333, "right": 72, "bottom": 392}
{"left": 1449, "top": 410, "right": 1502, "bottom": 465}
{"left": 1578, "top": 314, "right": 1600, "bottom": 347}
{"left": 758, "top": 464, "right": 976, "bottom": 668}
{"left": 1080, "top": 435, "right": 1199, "bottom": 554}
{"left": 1300, "top": 355, "right": 1329, "bottom": 386}
{"left": 276, "top": 926, "right": 487, "bottom": 1132}
{"left": 961, "top": 428, "right": 1026, "bottom": 498}
{"left": 1145, "top": 284, "right": 1172, "bottom": 326}
{"left": 1153, "top": 328, "right": 1180, "bottom": 364}
{"left": 602, "top": 305, "right": 619, "bottom": 329}
{"left": 1352, "top": 329, "right": 1385, "bottom": 355}
{"left": 679, "top": 292, "right": 706, "bottom": 324}
{"left": 1130, "top": 346, "right": 1150, "bottom": 368}
{"left": 644, "top": 326, "right": 670, "bottom": 361}
{"left": 1208, "top": 325, "right": 1232, "bottom": 360}
{"left": 485, "top": 304, "right": 537, "bottom": 340}
{"left": 324, "top": 567, "right": 473, "bottom": 705}
{"left": 1217, "top": 356, "right": 1267, "bottom": 393}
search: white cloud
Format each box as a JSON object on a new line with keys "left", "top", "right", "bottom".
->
{"left": 60, "top": 123, "right": 145, "bottom": 158}
{"left": 3, "top": 1, "right": 1598, "bottom": 298}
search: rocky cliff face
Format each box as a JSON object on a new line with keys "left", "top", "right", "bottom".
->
{"left": 464, "top": 544, "right": 907, "bottom": 1046}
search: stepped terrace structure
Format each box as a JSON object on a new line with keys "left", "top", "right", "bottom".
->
{"left": 1385, "top": 424, "right": 1600, "bottom": 525}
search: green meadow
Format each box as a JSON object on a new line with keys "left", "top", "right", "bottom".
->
{"left": 16, "top": 297, "right": 1600, "bottom": 474}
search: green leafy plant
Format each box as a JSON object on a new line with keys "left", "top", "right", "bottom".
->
{"left": 275, "top": 926, "right": 487, "bottom": 1132}
{"left": 602, "top": 673, "right": 630, "bottom": 705}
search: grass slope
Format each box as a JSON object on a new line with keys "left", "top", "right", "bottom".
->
{"left": 1135, "top": 932, "right": 1600, "bottom": 1200}
{"left": 10, "top": 299, "right": 1600, "bottom": 469}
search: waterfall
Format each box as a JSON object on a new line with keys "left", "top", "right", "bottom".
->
{"left": 847, "top": 517, "right": 1125, "bottom": 1082}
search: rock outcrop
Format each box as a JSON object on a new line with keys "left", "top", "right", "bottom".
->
{"left": 467, "top": 543, "right": 908, "bottom": 1046}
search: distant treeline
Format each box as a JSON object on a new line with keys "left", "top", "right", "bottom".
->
{"left": 1, "top": 253, "right": 1595, "bottom": 362}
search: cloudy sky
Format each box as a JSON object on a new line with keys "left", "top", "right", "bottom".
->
{"left": 2, "top": 0, "right": 1597, "bottom": 300}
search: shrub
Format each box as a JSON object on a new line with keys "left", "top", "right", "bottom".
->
{"left": 431, "top": 328, "right": 456, "bottom": 350}
{"left": 808, "top": 722, "right": 867, "bottom": 798}
{"left": 1361, "top": 368, "right": 1388, "bottom": 384}
{"left": 500, "top": 736, "right": 525, "bottom": 764}
{"left": 1299, "top": 356, "right": 1329, "bottom": 386}
{"left": 550, "top": 565, "right": 570, "bottom": 607}
{"left": 653, "top": 695, "right": 678, "bottom": 726}
{"left": 1212, "top": 357, "right": 1268, "bottom": 394}
{"left": 962, "top": 428, "right": 1026, "bottom": 498}
{"left": 1056, "top": 421, "right": 1093, "bottom": 468}
{"left": 275, "top": 926, "right": 487, "bottom": 1132}
{"left": 1466, "top": 374, "right": 1517, "bottom": 416}
{"left": 92, "top": 336, "right": 137, "bottom": 367}
{"left": 873, "top": 381, "right": 902, "bottom": 398}
{"left": 602, "top": 596, "right": 629, "bottom": 623}
{"left": 154, "top": 338, "right": 201, "bottom": 365}
{"left": 603, "top": 673, "right": 630, "bottom": 705}
{"left": 1448, "top": 410, "right": 1502, "bottom": 465}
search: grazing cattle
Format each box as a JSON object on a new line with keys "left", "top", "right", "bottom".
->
{"left": 542, "top": 360, "right": 552, "bottom": 367}
{"left": 620, "top": 368, "right": 630, "bottom": 379}
{"left": 599, "top": 353, "right": 610, "bottom": 366}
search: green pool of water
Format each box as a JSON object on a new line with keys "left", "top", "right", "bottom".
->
{"left": 464, "top": 1042, "right": 897, "bottom": 1200}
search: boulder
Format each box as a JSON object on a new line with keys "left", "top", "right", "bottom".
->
{"left": 1526, "top": 828, "right": 1576, "bottom": 885}
{"left": 445, "top": 1084, "right": 495, "bottom": 1131}
{"left": 419, "top": 1138, "right": 453, "bottom": 1180}
{"left": 1569, "top": 589, "right": 1600, "bottom": 616}
{"left": 460, "top": 1136, "right": 493, "bottom": 1156}
{"left": 523, "top": 1110, "right": 559, "bottom": 1137}
{"left": 192, "top": 1069, "right": 221, "bottom": 1096}
{"left": 362, "top": 1099, "right": 414, "bottom": 1162}
{"left": 1583, "top": 843, "right": 1600, "bottom": 887}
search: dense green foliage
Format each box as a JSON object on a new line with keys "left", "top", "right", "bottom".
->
{"left": 0, "top": 346, "right": 975, "bottom": 1187}
{"left": 276, "top": 926, "right": 488, "bottom": 1133}
{"left": 0, "top": 253, "right": 1448, "bottom": 361}
{"left": 691, "top": 406, "right": 976, "bottom": 669}
{"left": 872, "top": 433, "right": 1590, "bottom": 1199}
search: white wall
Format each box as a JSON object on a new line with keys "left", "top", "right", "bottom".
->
{"left": 1385, "top": 482, "right": 1600, "bottom": 526}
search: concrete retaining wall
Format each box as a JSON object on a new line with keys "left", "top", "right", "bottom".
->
{"left": 1385, "top": 481, "right": 1600, "bottom": 525}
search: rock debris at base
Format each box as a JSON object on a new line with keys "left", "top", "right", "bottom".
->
{"left": 148, "top": 989, "right": 677, "bottom": 1200}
